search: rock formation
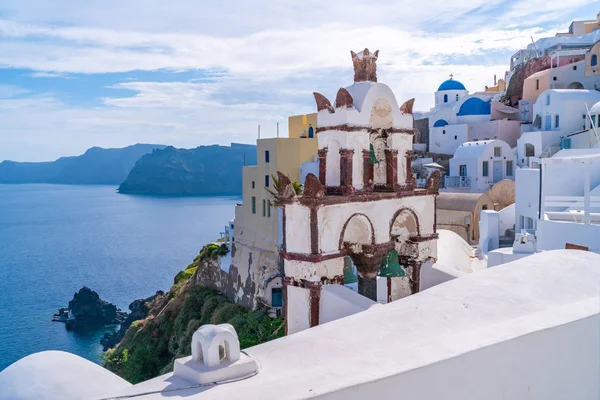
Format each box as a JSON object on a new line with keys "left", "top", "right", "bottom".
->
{"left": 100, "top": 291, "right": 164, "bottom": 350}
{"left": 56, "top": 287, "right": 127, "bottom": 331}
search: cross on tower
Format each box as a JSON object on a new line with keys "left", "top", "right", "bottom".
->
{"left": 449, "top": 74, "right": 454, "bottom": 80}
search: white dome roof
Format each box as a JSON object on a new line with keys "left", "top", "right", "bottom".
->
{"left": 590, "top": 101, "right": 600, "bottom": 114}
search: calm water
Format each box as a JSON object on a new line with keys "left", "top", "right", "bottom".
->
{"left": 0, "top": 184, "right": 238, "bottom": 371}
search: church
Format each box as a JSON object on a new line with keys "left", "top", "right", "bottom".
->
{"left": 422, "top": 76, "right": 521, "bottom": 155}
{"left": 273, "top": 49, "right": 439, "bottom": 334}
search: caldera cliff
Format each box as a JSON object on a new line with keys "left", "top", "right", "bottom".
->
{"left": 102, "top": 242, "right": 284, "bottom": 384}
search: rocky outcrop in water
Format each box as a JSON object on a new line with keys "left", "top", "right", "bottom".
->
{"left": 54, "top": 287, "right": 127, "bottom": 330}
{"left": 100, "top": 291, "right": 164, "bottom": 351}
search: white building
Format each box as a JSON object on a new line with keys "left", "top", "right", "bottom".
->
{"left": 3, "top": 250, "right": 599, "bottom": 400}
{"left": 485, "top": 148, "right": 600, "bottom": 266}
{"left": 445, "top": 140, "right": 515, "bottom": 193}
{"left": 422, "top": 77, "right": 521, "bottom": 155}
{"left": 517, "top": 89, "right": 600, "bottom": 167}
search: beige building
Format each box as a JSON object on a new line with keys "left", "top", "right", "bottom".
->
{"left": 216, "top": 115, "right": 318, "bottom": 311}
{"left": 437, "top": 180, "right": 515, "bottom": 244}
{"left": 288, "top": 113, "right": 317, "bottom": 139}
{"left": 522, "top": 69, "right": 551, "bottom": 104}
{"left": 585, "top": 40, "right": 600, "bottom": 77}
{"left": 556, "top": 14, "right": 600, "bottom": 37}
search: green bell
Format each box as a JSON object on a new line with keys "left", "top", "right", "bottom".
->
{"left": 343, "top": 257, "right": 358, "bottom": 284}
{"left": 378, "top": 249, "right": 405, "bottom": 278}
{"left": 368, "top": 143, "right": 379, "bottom": 165}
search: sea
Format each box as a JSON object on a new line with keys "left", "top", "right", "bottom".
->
{"left": 0, "top": 184, "right": 239, "bottom": 371}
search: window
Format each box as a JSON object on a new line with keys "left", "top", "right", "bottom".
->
{"left": 482, "top": 161, "right": 489, "bottom": 177}
{"left": 527, "top": 217, "right": 534, "bottom": 230}
{"left": 482, "top": 205, "right": 488, "bottom": 210}
{"left": 573, "top": 65, "right": 577, "bottom": 71}
{"left": 536, "top": 79, "right": 539, "bottom": 90}
{"left": 262, "top": 199, "right": 266, "bottom": 217}
{"left": 553, "top": 76, "right": 557, "bottom": 81}
{"left": 265, "top": 150, "right": 270, "bottom": 163}
{"left": 459, "top": 165, "right": 467, "bottom": 177}
{"left": 506, "top": 160, "right": 513, "bottom": 176}
{"left": 444, "top": 94, "right": 448, "bottom": 103}
{"left": 555, "top": 115, "right": 560, "bottom": 129}
{"left": 252, "top": 196, "right": 256, "bottom": 214}
{"left": 265, "top": 175, "right": 269, "bottom": 188}
{"left": 592, "top": 54, "right": 598, "bottom": 67}
{"left": 519, "top": 215, "right": 525, "bottom": 230}
{"left": 594, "top": 115, "right": 598, "bottom": 128}
{"left": 525, "top": 143, "right": 535, "bottom": 157}
{"left": 455, "top": 94, "right": 459, "bottom": 101}
{"left": 454, "top": 135, "right": 457, "bottom": 140}
{"left": 271, "top": 287, "right": 283, "bottom": 308}
{"left": 252, "top": 181, "right": 255, "bottom": 189}
{"left": 494, "top": 147, "right": 502, "bottom": 157}
{"left": 442, "top": 130, "right": 446, "bottom": 135}
{"left": 267, "top": 200, "right": 271, "bottom": 218}
{"left": 546, "top": 94, "right": 550, "bottom": 106}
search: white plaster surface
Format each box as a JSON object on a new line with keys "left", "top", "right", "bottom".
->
{"left": 319, "top": 285, "right": 378, "bottom": 325}
{"left": 0, "top": 351, "right": 132, "bottom": 400}
{"left": 97, "top": 250, "right": 600, "bottom": 400}
{"left": 284, "top": 204, "right": 311, "bottom": 254}
{"left": 284, "top": 257, "right": 344, "bottom": 281}
{"left": 316, "top": 196, "right": 435, "bottom": 253}
{"left": 287, "top": 285, "right": 310, "bottom": 334}
{"left": 426, "top": 230, "right": 485, "bottom": 284}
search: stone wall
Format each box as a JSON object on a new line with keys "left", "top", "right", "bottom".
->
{"left": 194, "top": 242, "right": 282, "bottom": 310}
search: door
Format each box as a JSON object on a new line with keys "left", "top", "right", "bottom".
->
{"left": 493, "top": 161, "right": 503, "bottom": 183}
{"left": 544, "top": 115, "right": 552, "bottom": 130}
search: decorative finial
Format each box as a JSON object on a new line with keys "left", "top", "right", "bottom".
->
{"left": 351, "top": 48, "right": 379, "bottom": 83}
{"left": 450, "top": 74, "right": 454, "bottom": 80}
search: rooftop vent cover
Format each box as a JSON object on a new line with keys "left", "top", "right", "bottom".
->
{"left": 173, "top": 324, "right": 258, "bottom": 384}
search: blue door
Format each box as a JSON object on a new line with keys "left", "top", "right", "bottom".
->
{"left": 308, "top": 126, "right": 314, "bottom": 138}
{"left": 544, "top": 115, "right": 551, "bottom": 130}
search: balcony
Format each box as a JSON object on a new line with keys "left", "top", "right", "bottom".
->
{"left": 444, "top": 176, "right": 471, "bottom": 188}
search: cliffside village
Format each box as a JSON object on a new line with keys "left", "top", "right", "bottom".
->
{"left": 3, "top": 12, "right": 600, "bottom": 400}
{"left": 203, "top": 12, "right": 600, "bottom": 334}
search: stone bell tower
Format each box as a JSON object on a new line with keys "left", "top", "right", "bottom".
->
{"left": 276, "top": 48, "right": 438, "bottom": 335}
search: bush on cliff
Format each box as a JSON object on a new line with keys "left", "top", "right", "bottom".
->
{"left": 102, "top": 248, "right": 284, "bottom": 384}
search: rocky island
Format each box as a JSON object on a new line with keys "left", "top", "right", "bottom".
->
{"left": 118, "top": 143, "right": 256, "bottom": 195}
{"left": 53, "top": 287, "right": 127, "bottom": 331}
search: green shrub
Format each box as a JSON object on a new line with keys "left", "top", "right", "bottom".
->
{"left": 102, "top": 249, "right": 283, "bottom": 384}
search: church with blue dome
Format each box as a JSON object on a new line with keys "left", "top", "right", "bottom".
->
{"left": 438, "top": 77, "right": 467, "bottom": 92}
{"left": 435, "top": 75, "right": 469, "bottom": 106}
{"left": 418, "top": 74, "right": 521, "bottom": 156}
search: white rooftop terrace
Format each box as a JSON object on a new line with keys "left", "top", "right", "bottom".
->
{"left": 2, "top": 250, "right": 599, "bottom": 400}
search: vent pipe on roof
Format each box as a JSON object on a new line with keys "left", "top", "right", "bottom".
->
{"left": 173, "top": 324, "right": 258, "bottom": 385}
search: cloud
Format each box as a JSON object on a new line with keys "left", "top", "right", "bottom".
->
{"left": 0, "top": 1, "right": 596, "bottom": 161}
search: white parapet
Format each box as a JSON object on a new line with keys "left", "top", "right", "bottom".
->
{"left": 173, "top": 324, "right": 258, "bottom": 385}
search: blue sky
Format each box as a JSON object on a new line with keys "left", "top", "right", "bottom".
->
{"left": 0, "top": 1, "right": 598, "bottom": 161}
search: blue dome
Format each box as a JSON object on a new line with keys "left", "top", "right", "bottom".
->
{"left": 433, "top": 119, "right": 449, "bottom": 127}
{"left": 438, "top": 78, "right": 466, "bottom": 92}
{"left": 457, "top": 97, "right": 491, "bottom": 116}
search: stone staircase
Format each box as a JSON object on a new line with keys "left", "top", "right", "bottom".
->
{"left": 499, "top": 227, "right": 515, "bottom": 248}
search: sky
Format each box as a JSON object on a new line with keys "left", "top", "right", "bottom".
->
{"left": 0, "top": 1, "right": 598, "bottom": 161}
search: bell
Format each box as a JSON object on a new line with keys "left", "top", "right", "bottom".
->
{"left": 368, "top": 143, "right": 379, "bottom": 165}
{"left": 378, "top": 249, "right": 405, "bottom": 278}
{"left": 343, "top": 257, "right": 358, "bottom": 284}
